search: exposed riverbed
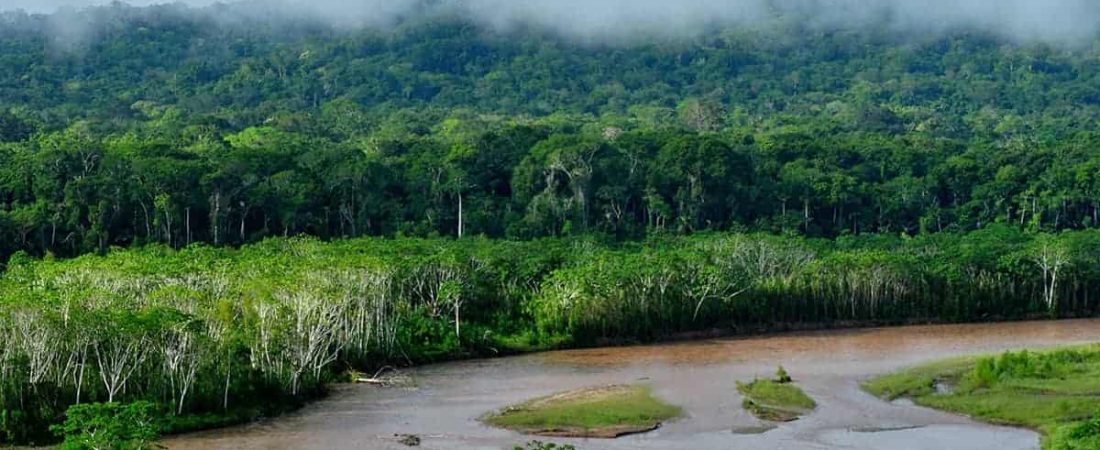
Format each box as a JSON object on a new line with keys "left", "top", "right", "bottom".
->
{"left": 165, "top": 318, "right": 1100, "bottom": 450}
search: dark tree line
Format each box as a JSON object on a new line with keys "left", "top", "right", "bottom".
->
{"left": 3, "top": 119, "right": 1100, "bottom": 259}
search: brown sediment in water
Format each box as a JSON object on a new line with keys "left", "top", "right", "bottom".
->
{"left": 541, "top": 319, "right": 1100, "bottom": 367}
{"left": 164, "top": 318, "right": 1100, "bottom": 450}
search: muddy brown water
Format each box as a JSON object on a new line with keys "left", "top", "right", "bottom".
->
{"left": 165, "top": 318, "right": 1100, "bottom": 450}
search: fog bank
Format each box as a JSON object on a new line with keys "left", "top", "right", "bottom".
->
{"left": 4, "top": 0, "right": 1100, "bottom": 45}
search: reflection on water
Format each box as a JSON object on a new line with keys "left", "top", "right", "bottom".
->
{"left": 166, "top": 319, "right": 1100, "bottom": 450}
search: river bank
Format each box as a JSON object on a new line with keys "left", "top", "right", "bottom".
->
{"left": 865, "top": 343, "right": 1100, "bottom": 449}
{"left": 163, "top": 318, "right": 1100, "bottom": 449}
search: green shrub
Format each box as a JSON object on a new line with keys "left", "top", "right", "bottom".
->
{"left": 1049, "top": 414, "right": 1100, "bottom": 450}
{"left": 971, "top": 357, "right": 999, "bottom": 388}
{"left": 967, "top": 349, "right": 1088, "bottom": 391}
{"left": 775, "top": 366, "right": 792, "bottom": 384}
{"left": 51, "top": 402, "right": 163, "bottom": 450}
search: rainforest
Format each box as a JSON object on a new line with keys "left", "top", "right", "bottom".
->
{"left": 3, "top": 1, "right": 1100, "bottom": 448}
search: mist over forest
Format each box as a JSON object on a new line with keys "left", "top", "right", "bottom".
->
{"left": 5, "top": 0, "right": 1100, "bottom": 45}
{"left": 3, "top": 1, "right": 1100, "bottom": 448}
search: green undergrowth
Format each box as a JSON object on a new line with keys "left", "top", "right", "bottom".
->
{"left": 863, "top": 345, "right": 1100, "bottom": 449}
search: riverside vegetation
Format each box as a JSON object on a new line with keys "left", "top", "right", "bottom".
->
{"left": 3, "top": 228, "right": 1100, "bottom": 444}
{"left": 737, "top": 367, "right": 816, "bottom": 422}
{"left": 864, "top": 345, "right": 1100, "bottom": 449}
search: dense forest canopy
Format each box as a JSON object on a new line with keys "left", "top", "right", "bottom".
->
{"left": 4, "top": 1, "right": 1100, "bottom": 446}
{"left": 0, "top": 1, "right": 1099, "bottom": 260}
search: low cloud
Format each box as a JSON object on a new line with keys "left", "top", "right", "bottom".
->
{"left": 4, "top": 0, "right": 1100, "bottom": 46}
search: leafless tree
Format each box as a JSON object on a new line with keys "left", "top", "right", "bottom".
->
{"left": 12, "top": 311, "right": 59, "bottom": 386}
{"left": 280, "top": 291, "right": 347, "bottom": 396}
{"left": 161, "top": 325, "right": 201, "bottom": 414}
{"left": 93, "top": 333, "right": 148, "bottom": 403}
{"left": 1034, "top": 242, "right": 1070, "bottom": 312}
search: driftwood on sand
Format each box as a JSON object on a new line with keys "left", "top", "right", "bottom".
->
{"left": 356, "top": 366, "right": 414, "bottom": 387}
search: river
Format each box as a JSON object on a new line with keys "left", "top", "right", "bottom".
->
{"left": 165, "top": 318, "right": 1100, "bottom": 450}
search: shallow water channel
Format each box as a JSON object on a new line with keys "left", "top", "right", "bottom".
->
{"left": 165, "top": 318, "right": 1100, "bottom": 450}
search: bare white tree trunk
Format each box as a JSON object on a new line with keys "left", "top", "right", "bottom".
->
{"left": 280, "top": 290, "right": 346, "bottom": 396}
{"left": 211, "top": 190, "right": 221, "bottom": 245}
{"left": 13, "top": 312, "right": 59, "bottom": 386}
{"left": 162, "top": 328, "right": 201, "bottom": 414}
{"left": 1035, "top": 243, "right": 1069, "bottom": 312}
{"left": 94, "top": 336, "right": 147, "bottom": 403}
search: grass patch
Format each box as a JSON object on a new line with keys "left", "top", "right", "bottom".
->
{"left": 862, "top": 356, "right": 973, "bottom": 400}
{"left": 862, "top": 344, "right": 1100, "bottom": 449}
{"left": 737, "top": 368, "right": 816, "bottom": 422}
{"left": 482, "top": 385, "right": 681, "bottom": 438}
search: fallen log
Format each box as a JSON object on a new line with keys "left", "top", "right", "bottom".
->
{"left": 354, "top": 366, "right": 414, "bottom": 387}
{"left": 356, "top": 377, "right": 387, "bottom": 385}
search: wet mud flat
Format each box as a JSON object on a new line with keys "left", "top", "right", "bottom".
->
{"left": 165, "top": 318, "right": 1100, "bottom": 449}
